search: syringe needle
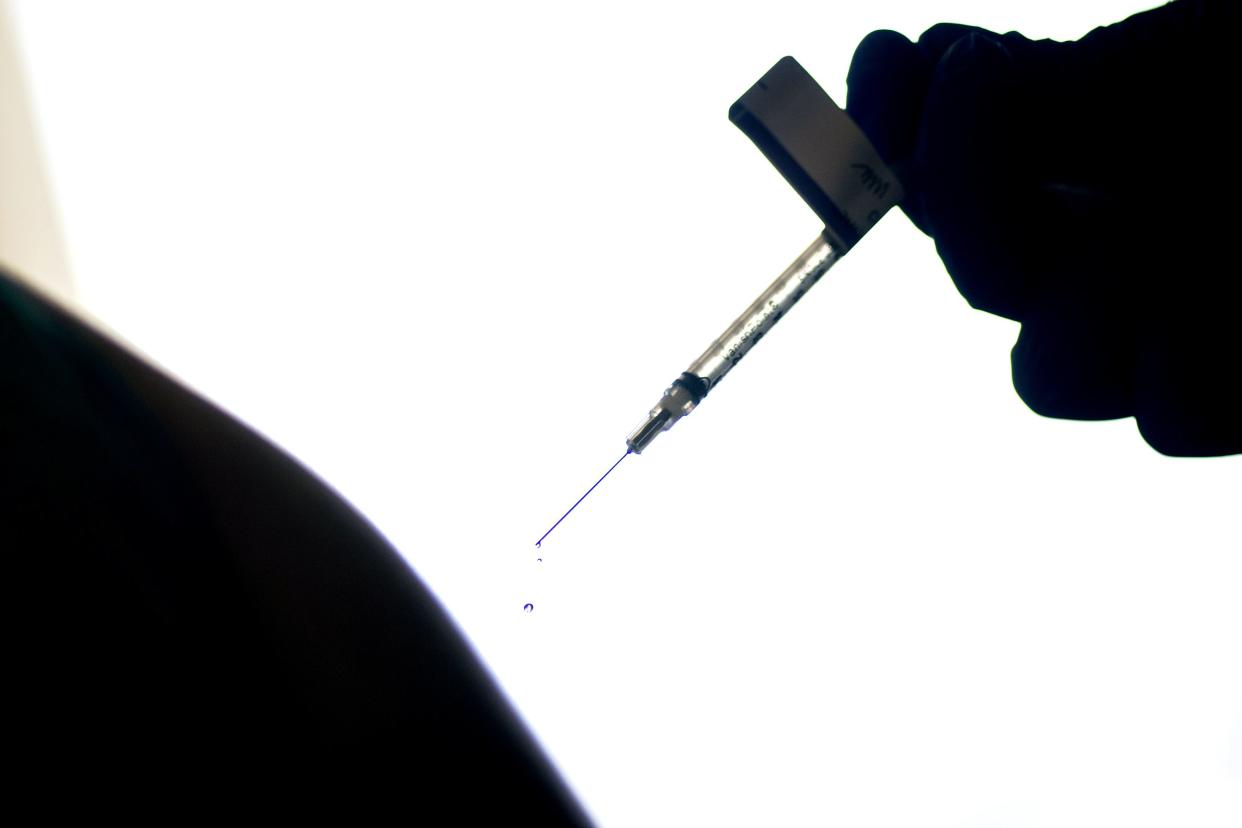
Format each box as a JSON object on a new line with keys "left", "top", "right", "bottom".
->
{"left": 536, "top": 450, "right": 631, "bottom": 548}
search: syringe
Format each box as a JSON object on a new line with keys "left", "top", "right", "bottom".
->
{"left": 625, "top": 233, "right": 838, "bottom": 453}
{"left": 627, "top": 56, "right": 902, "bottom": 454}
{"left": 537, "top": 57, "right": 902, "bottom": 546}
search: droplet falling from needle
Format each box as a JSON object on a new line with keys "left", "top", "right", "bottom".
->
{"left": 535, "top": 450, "right": 631, "bottom": 547}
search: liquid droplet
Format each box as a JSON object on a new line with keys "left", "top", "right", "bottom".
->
{"left": 535, "top": 541, "right": 541, "bottom": 549}
{"left": 536, "top": 557, "right": 543, "bottom": 563}
{"left": 523, "top": 602, "right": 534, "bottom": 614}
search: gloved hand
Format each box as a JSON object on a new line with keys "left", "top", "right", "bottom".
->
{"left": 845, "top": 0, "right": 1240, "bottom": 456}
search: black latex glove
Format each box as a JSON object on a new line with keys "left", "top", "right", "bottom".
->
{"left": 846, "top": 0, "right": 1240, "bottom": 456}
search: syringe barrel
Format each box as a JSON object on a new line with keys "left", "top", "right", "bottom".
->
{"left": 684, "top": 232, "right": 839, "bottom": 394}
{"left": 625, "top": 232, "right": 840, "bottom": 454}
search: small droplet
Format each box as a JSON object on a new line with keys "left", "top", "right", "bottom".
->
{"left": 535, "top": 541, "right": 541, "bottom": 549}
{"left": 536, "top": 557, "right": 543, "bottom": 563}
{"left": 523, "top": 602, "right": 534, "bottom": 614}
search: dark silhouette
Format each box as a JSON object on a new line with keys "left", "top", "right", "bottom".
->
{"left": 2, "top": 271, "right": 592, "bottom": 819}
{"left": 846, "top": 0, "right": 1239, "bottom": 456}
{"left": 2, "top": 0, "right": 1234, "bottom": 813}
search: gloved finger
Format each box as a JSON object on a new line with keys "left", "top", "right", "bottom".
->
{"left": 845, "top": 30, "right": 933, "bottom": 233}
{"left": 917, "top": 22, "right": 995, "bottom": 61}
{"left": 1011, "top": 297, "right": 1134, "bottom": 422}
{"left": 916, "top": 30, "right": 1036, "bottom": 321}
{"left": 1135, "top": 359, "right": 1242, "bottom": 457}
{"left": 1009, "top": 187, "right": 1142, "bottom": 421}
{"left": 1132, "top": 271, "right": 1242, "bottom": 457}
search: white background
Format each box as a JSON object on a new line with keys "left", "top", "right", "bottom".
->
{"left": 9, "top": 1, "right": 1240, "bottom": 825}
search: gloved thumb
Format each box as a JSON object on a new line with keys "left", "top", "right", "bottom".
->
{"left": 845, "top": 29, "right": 932, "bottom": 233}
